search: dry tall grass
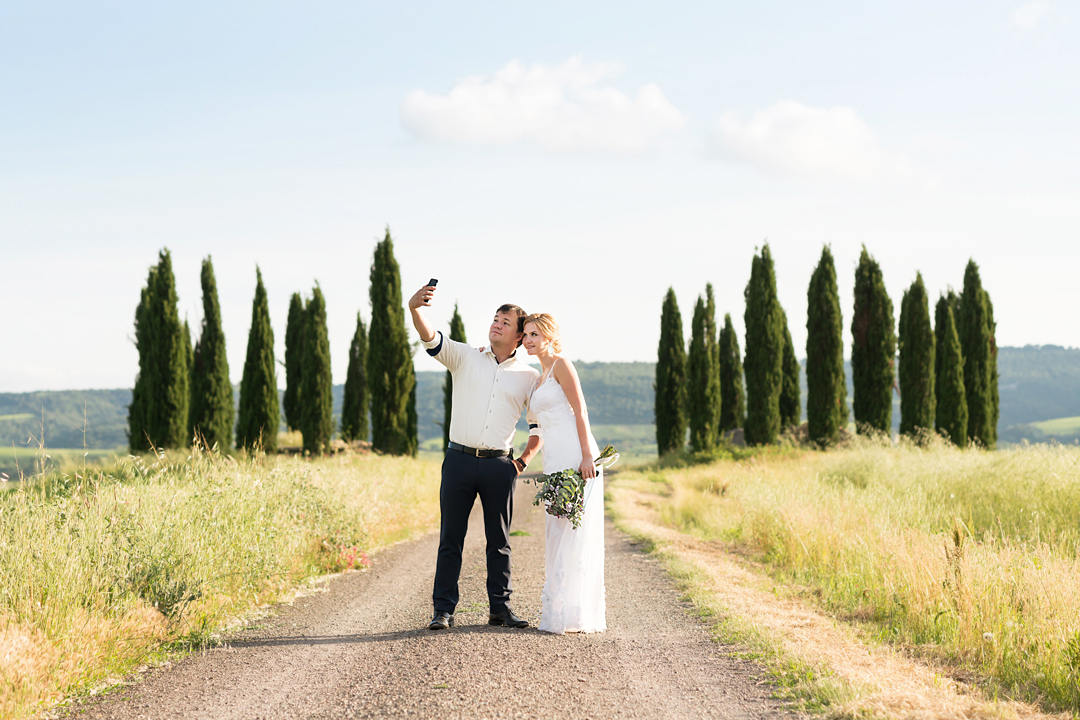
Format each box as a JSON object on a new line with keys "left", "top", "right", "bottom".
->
{"left": 636, "top": 438, "right": 1080, "bottom": 712}
{"left": 0, "top": 448, "right": 440, "bottom": 719}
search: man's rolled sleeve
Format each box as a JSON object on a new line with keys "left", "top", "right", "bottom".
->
{"left": 421, "top": 330, "right": 465, "bottom": 371}
{"left": 527, "top": 405, "right": 542, "bottom": 439}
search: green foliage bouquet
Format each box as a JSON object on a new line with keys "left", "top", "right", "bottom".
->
{"left": 526, "top": 445, "right": 619, "bottom": 528}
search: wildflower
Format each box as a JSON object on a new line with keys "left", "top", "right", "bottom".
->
{"left": 983, "top": 631, "right": 994, "bottom": 642}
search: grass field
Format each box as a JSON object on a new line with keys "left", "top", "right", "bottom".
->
{"left": 1, "top": 446, "right": 124, "bottom": 482}
{"left": 0, "top": 448, "right": 441, "bottom": 720}
{"left": 1030, "top": 415, "right": 1080, "bottom": 436}
{"left": 608, "top": 438, "right": 1080, "bottom": 714}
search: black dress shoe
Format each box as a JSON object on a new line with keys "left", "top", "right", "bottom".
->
{"left": 488, "top": 607, "right": 529, "bottom": 628}
{"left": 428, "top": 611, "right": 454, "bottom": 630}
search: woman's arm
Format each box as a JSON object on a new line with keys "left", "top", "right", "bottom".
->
{"left": 552, "top": 357, "right": 597, "bottom": 480}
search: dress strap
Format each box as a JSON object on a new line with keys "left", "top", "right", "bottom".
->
{"left": 538, "top": 360, "right": 557, "bottom": 389}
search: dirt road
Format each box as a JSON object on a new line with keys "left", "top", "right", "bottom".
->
{"left": 66, "top": 481, "right": 788, "bottom": 719}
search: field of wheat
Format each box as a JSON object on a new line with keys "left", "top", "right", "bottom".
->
{"left": 0, "top": 448, "right": 441, "bottom": 720}
{"left": 611, "top": 438, "right": 1080, "bottom": 713}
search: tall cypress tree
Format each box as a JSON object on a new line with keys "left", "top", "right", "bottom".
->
{"left": 182, "top": 319, "right": 193, "bottom": 397}
{"left": 718, "top": 313, "right": 746, "bottom": 434}
{"left": 181, "top": 318, "right": 193, "bottom": 442}
{"left": 851, "top": 246, "right": 896, "bottom": 434}
{"left": 189, "top": 257, "right": 233, "bottom": 450}
{"left": 806, "top": 246, "right": 847, "bottom": 446}
{"left": 958, "top": 260, "right": 995, "bottom": 448}
{"left": 779, "top": 309, "right": 800, "bottom": 430}
{"left": 340, "top": 313, "right": 369, "bottom": 444}
{"left": 987, "top": 294, "right": 999, "bottom": 445}
{"left": 406, "top": 380, "right": 418, "bottom": 457}
{"left": 743, "top": 245, "right": 783, "bottom": 445}
{"left": 236, "top": 268, "right": 279, "bottom": 453}
{"left": 688, "top": 295, "right": 720, "bottom": 451}
{"left": 129, "top": 276, "right": 153, "bottom": 452}
{"left": 934, "top": 295, "right": 967, "bottom": 446}
{"left": 367, "top": 228, "right": 416, "bottom": 455}
{"left": 704, "top": 284, "right": 723, "bottom": 442}
{"left": 898, "top": 273, "right": 935, "bottom": 438}
{"left": 443, "top": 304, "right": 467, "bottom": 452}
{"left": 128, "top": 249, "right": 188, "bottom": 451}
{"left": 655, "top": 288, "right": 687, "bottom": 455}
{"left": 283, "top": 292, "right": 305, "bottom": 431}
{"left": 300, "top": 286, "right": 334, "bottom": 455}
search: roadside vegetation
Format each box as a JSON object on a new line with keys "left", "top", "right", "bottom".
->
{"left": 0, "top": 449, "right": 440, "bottom": 720}
{"left": 609, "top": 438, "right": 1080, "bottom": 715}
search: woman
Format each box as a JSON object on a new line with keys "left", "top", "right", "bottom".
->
{"left": 521, "top": 313, "right": 606, "bottom": 634}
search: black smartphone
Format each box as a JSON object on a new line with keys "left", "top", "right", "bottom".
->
{"left": 428, "top": 278, "right": 438, "bottom": 287}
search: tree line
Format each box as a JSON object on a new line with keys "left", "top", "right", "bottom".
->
{"left": 655, "top": 244, "right": 998, "bottom": 453}
{"left": 127, "top": 228, "right": 418, "bottom": 456}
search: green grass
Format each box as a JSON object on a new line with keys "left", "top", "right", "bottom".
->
{"left": 0, "top": 448, "right": 441, "bottom": 719}
{"left": 1030, "top": 415, "right": 1080, "bottom": 435}
{"left": 621, "top": 438, "right": 1080, "bottom": 714}
{"left": 1, "top": 447, "right": 123, "bottom": 482}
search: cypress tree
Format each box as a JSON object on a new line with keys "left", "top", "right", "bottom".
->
{"left": 688, "top": 295, "right": 720, "bottom": 451}
{"left": 129, "top": 277, "right": 153, "bottom": 451}
{"left": 189, "top": 257, "right": 234, "bottom": 450}
{"left": 406, "top": 381, "right": 418, "bottom": 457}
{"left": 283, "top": 292, "right": 305, "bottom": 431}
{"left": 851, "top": 246, "right": 896, "bottom": 434}
{"left": 779, "top": 309, "right": 800, "bottom": 430}
{"left": 717, "top": 313, "right": 745, "bottom": 433}
{"left": 934, "top": 295, "right": 967, "bottom": 445}
{"left": 743, "top": 245, "right": 783, "bottom": 445}
{"left": 182, "top": 319, "right": 193, "bottom": 394}
{"left": 340, "top": 313, "right": 369, "bottom": 444}
{"left": 704, "top": 284, "right": 723, "bottom": 441}
{"left": 300, "top": 286, "right": 334, "bottom": 455}
{"left": 128, "top": 249, "right": 188, "bottom": 451}
{"left": 443, "top": 304, "right": 467, "bottom": 452}
{"left": 367, "top": 227, "right": 417, "bottom": 455}
{"left": 236, "top": 268, "right": 279, "bottom": 453}
{"left": 806, "top": 246, "right": 847, "bottom": 446}
{"left": 958, "top": 260, "right": 995, "bottom": 448}
{"left": 655, "top": 288, "right": 687, "bottom": 455}
{"left": 181, "top": 318, "right": 193, "bottom": 440}
{"left": 898, "top": 273, "right": 935, "bottom": 438}
{"left": 987, "top": 294, "right": 999, "bottom": 444}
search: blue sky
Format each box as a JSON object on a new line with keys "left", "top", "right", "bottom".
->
{"left": 2, "top": 1, "right": 1077, "bottom": 391}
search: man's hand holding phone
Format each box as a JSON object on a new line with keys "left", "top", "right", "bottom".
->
{"left": 409, "top": 279, "right": 438, "bottom": 310}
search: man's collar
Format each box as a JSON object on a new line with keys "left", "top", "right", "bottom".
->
{"left": 484, "top": 346, "right": 518, "bottom": 363}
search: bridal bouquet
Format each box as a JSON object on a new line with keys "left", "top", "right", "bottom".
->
{"left": 526, "top": 445, "right": 619, "bottom": 529}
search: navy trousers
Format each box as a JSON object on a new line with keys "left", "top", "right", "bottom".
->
{"left": 432, "top": 449, "right": 517, "bottom": 614}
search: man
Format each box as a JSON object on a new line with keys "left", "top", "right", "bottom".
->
{"left": 408, "top": 282, "right": 542, "bottom": 630}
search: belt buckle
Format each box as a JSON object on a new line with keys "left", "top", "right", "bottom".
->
{"left": 473, "top": 447, "right": 482, "bottom": 457}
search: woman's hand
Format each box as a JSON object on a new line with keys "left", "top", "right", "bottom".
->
{"left": 579, "top": 457, "right": 596, "bottom": 481}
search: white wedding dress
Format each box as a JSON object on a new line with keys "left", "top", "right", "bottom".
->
{"left": 531, "top": 364, "right": 606, "bottom": 634}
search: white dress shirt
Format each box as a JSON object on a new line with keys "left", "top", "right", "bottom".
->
{"left": 421, "top": 331, "right": 541, "bottom": 451}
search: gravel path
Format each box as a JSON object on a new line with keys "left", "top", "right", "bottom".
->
{"left": 66, "top": 480, "right": 789, "bottom": 719}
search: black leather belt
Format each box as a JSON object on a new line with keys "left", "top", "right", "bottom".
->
{"left": 447, "top": 441, "right": 509, "bottom": 458}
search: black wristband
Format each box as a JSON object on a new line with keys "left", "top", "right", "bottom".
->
{"left": 514, "top": 457, "right": 526, "bottom": 471}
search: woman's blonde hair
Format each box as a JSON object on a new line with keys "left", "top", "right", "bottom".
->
{"left": 522, "top": 313, "right": 563, "bottom": 354}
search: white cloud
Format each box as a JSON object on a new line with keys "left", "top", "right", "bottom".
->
{"left": 709, "top": 100, "right": 915, "bottom": 183}
{"left": 400, "top": 57, "right": 684, "bottom": 153}
{"left": 1012, "top": 1, "right": 1050, "bottom": 29}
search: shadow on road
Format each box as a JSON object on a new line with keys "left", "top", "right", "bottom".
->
{"left": 223, "top": 625, "right": 546, "bottom": 648}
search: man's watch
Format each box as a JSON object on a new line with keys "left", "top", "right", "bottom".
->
{"left": 513, "top": 457, "right": 527, "bottom": 472}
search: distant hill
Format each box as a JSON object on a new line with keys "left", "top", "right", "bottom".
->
{"left": 2, "top": 347, "right": 1078, "bottom": 451}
